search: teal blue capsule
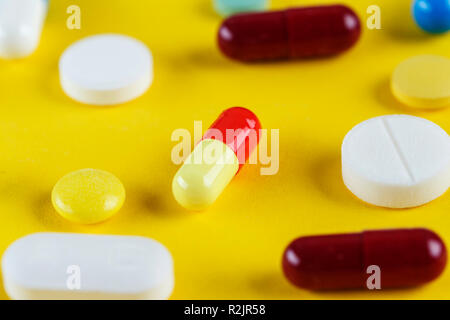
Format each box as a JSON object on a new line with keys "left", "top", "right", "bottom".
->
{"left": 213, "top": 0, "right": 269, "bottom": 17}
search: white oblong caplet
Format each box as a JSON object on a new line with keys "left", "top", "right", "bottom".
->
{"left": 1, "top": 232, "right": 174, "bottom": 300}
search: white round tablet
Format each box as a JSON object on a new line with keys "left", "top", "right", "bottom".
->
{"left": 342, "top": 115, "right": 450, "bottom": 208}
{"left": 59, "top": 34, "right": 153, "bottom": 105}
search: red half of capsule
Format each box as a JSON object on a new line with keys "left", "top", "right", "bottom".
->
{"left": 282, "top": 228, "right": 447, "bottom": 290}
{"left": 218, "top": 5, "right": 361, "bottom": 62}
{"left": 203, "top": 107, "right": 261, "bottom": 169}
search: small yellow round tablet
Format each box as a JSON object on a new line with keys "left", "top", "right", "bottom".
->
{"left": 52, "top": 169, "right": 126, "bottom": 224}
{"left": 391, "top": 55, "right": 450, "bottom": 109}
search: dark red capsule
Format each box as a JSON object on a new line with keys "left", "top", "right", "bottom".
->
{"left": 218, "top": 5, "right": 361, "bottom": 62}
{"left": 282, "top": 229, "right": 447, "bottom": 290}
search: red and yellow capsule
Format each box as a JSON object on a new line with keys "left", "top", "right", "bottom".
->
{"left": 172, "top": 107, "right": 261, "bottom": 211}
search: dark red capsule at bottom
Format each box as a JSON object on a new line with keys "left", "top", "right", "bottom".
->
{"left": 282, "top": 229, "right": 447, "bottom": 290}
{"left": 218, "top": 5, "right": 361, "bottom": 62}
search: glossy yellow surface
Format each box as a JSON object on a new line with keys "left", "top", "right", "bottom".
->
{"left": 391, "top": 55, "right": 450, "bottom": 109}
{"left": 0, "top": 0, "right": 449, "bottom": 299}
{"left": 173, "top": 139, "right": 239, "bottom": 211}
{"left": 52, "top": 169, "right": 125, "bottom": 224}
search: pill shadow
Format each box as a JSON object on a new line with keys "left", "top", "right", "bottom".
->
{"left": 0, "top": 270, "right": 10, "bottom": 299}
{"left": 164, "top": 47, "right": 236, "bottom": 73}
{"left": 250, "top": 271, "right": 372, "bottom": 299}
{"left": 0, "top": 175, "right": 79, "bottom": 231}
{"left": 187, "top": 48, "right": 233, "bottom": 69}
{"left": 248, "top": 53, "right": 349, "bottom": 66}
{"left": 384, "top": 21, "right": 430, "bottom": 43}
{"left": 174, "top": 41, "right": 346, "bottom": 71}
{"left": 310, "top": 285, "right": 425, "bottom": 299}
{"left": 376, "top": 78, "right": 411, "bottom": 112}
{"left": 124, "top": 183, "right": 189, "bottom": 220}
{"left": 42, "top": 64, "right": 82, "bottom": 110}
{"left": 197, "top": 0, "right": 220, "bottom": 20}
{"left": 308, "top": 152, "right": 430, "bottom": 213}
{"left": 382, "top": 0, "right": 432, "bottom": 43}
{"left": 170, "top": 45, "right": 349, "bottom": 74}
{"left": 250, "top": 271, "right": 303, "bottom": 299}
{"left": 32, "top": 191, "right": 80, "bottom": 231}
{"left": 309, "top": 153, "right": 366, "bottom": 208}
{"left": 375, "top": 78, "right": 445, "bottom": 114}
{"left": 310, "top": 151, "right": 448, "bottom": 214}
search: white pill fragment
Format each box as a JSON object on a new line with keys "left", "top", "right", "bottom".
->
{"left": 0, "top": 0, "right": 48, "bottom": 59}
{"left": 342, "top": 115, "right": 450, "bottom": 208}
{"left": 1, "top": 233, "right": 174, "bottom": 300}
{"left": 59, "top": 34, "right": 153, "bottom": 105}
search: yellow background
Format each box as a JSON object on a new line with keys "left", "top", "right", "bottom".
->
{"left": 0, "top": 0, "right": 449, "bottom": 299}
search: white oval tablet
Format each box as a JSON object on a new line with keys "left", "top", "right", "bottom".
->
{"left": 342, "top": 115, "right": 450, "bottom": 208}
{"left": 59, "top": 34, "right": 152, "bottom": 105}
{"left": 1, "top": 233, "right": 174, "bottom": 300}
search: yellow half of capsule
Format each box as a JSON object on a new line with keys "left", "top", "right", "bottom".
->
{"left": 172, "top": 139, "right": 239, "bottom": 211}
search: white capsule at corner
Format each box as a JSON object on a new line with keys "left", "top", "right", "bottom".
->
{"left": 0, "top": 0, "right": 48, "bottom": 59}
{"left": 1, "top": 232, "right": 174, "bottom": 300}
